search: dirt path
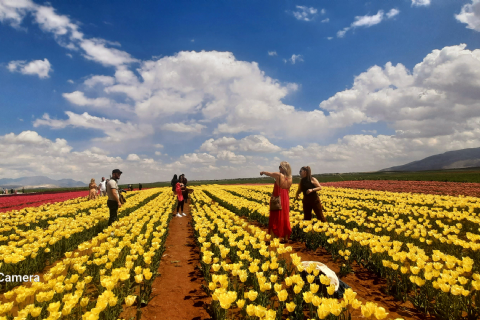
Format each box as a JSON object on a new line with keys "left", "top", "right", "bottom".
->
{"left": 139, "top": 201, "right": 211, "bottom": 320}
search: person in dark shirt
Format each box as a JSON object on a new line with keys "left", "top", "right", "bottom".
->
{"left": 295, "top": 166, "right": 326, "bottom": 222}
{"left": 179, "top": 174, "right": 189, "bottom": 203}
{"left": 139, "top": 183, "right": 142, "bottom": 190}
{"left": 171, "top": 174, "right": 178, "bottom": 196}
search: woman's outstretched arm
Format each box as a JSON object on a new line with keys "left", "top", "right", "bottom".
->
{"left": 260, "top": 171, "right": 281, "bottom": 179}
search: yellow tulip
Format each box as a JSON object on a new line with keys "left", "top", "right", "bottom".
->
{"left": 303, "top": 291, "right": 313, "bottom": 303}
{"left": 134, "top": 274, "right": 143, "bottom": 283}
{"left": 125, "top": 295, "right": 136, "bottom": 307}
{"left": 80, "top": 297, "right": 90, "bottom": 307}
{"left": 351, "top": 299, "right": 362, "bottom": 309}
{"left": 472, "top": 280, "right": 480, "bottom": 291}
{"left": 310, "top": 283, "right": 319, "bottom": 294}
{"left": 361, "top": 302, "right": 376, "bottom": 318}
{"left": 293, "top": 284, "right": 302, "bottom": 294}
{"left": 246, "top": 304, "right": 256, "bottom": 316}
{"left": 439, "top": 283, "right": 450, "bottom": 293}
{"left": 47, "top": 301, "right": 61, "bottom": 313}
{"left": 247, "top": 290, "right": 258, "bottom": 301}
{"left": 143, "top": 269, "right": 153, "bottom": 280}
{"left": 278, "top": 290, "right": 288, "bottom": 301}
{"left": 286, "top": 301, "right": 296, "bottom": 312}
{"left": 307, "top": 275, "right": 315, "bottom": 284}
{"left": 312, "top": 295, "right": 321, "bottom": 307}
{"left": 371, "top": 305, "right": 388, "bottom": 320}
{"left": 236, "top": 299, "right": 245, "bottom": 309}
{"left": 317, "top": 303, "right": 330, "bottom": 319}
{"left": 327, "top": 285, "right": 335, "bottom": 295}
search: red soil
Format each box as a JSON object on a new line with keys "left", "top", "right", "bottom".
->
{"left": 137, "top": 202, "right": 211, "bottom": 320}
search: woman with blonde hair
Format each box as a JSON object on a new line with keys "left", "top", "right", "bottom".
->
{"left": 260, "top": 161, "right": 293, "bottom": 244}
{"left": 88, "top": 178, "right": 97, "bottom": 200}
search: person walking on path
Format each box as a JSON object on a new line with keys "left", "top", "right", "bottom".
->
{"left": 179, "top": 174, "right": 189, "bottom": 204}
{"left": 171, "top": 174, "right": 178, "bottom": 196}
{"left": 175, "top": 181, "right": 186, "bottom": 217}
{"left": 260, "top": 161, "right": 293, "bottom": 244}
{"left": 98, "top": 177, "right": 107, "bottom": 196}
{"left": 295, "top": 166, "right": 327, "bottom": 222}
{"left": 89, "top": 179, "right": 97, "bottom": 200}
{"left": 107, "top": 169, "right": 123, "bottom": 227}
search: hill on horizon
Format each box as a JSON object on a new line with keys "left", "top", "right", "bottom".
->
{"left": 0, "top": 176, "right": 87, "bottom": 189}
{"left": 380, "top": 147, "right": 480, "bottom": 172}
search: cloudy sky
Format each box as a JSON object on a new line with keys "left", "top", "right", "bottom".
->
{"left": 1, "top": 0, "right": 480, "bottom": 183}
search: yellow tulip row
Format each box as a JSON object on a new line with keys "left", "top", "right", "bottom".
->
{"left": 190, "top": 187, "right": 393, "bottom": 320}
{"left": 233, "top": 184, "right": 480, "bottom": 240}
{"left": 0, "top": 187, "right": 174, "bottom": 320}
{"left": 226, "top": 184, "right": 480, "bottom": 237}
{"left": 0, "top": 189, "right": 163, "bottom": 292}
{"left": 221, "top": 184, "right": 480, "bottom": 264}
{"left": 206, "top": 184, "right": 480, "bottom": 320}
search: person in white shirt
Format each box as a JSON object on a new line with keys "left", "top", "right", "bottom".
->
{"left": 98, "top": 177, "right": 107, "bottom": 196}
{"left": 107, "top": 169, "right": 122, "bottom": 227}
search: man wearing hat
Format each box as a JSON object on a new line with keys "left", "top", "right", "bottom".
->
{"left": 106, "top": 169, "right": 122, "bottom": 227}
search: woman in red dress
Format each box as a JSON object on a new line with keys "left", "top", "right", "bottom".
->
{"left": 260, "top": 161, "right": 293, "bottom": 243}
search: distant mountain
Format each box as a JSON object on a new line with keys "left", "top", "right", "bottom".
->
{"left": 380, "top": 147, "right": 480, "bottom": 172}
{"left": 0, "top": 176, "right": 87, "bottom": 189}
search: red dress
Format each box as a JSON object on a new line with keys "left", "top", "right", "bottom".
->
{"left": 176, "top": 182, "right": 184, "bottom": 201}
{"left": 268, "top": 181, "right": 292, "bottom": 238}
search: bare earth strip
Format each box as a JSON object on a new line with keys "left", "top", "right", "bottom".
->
{"left": 139, "top": 201, "right": 211, "bottom": 320}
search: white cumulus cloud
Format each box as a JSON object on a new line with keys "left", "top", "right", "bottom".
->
{"left": 33, "top": 111, "right": 153, "bottom": 142}
{"left": 7, "top": 58, "right": 52, "bottom": 78}
{"left": 62, "top": 91, "right": 111, "bottom": 108}
{"left": 456, "top": 0, "right": 480, "bottom": 32}
{"left": 216, "top": 150, "right": 247, "bottom": 164}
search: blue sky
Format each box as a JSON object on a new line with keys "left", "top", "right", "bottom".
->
{"left": 1, "top": 0, "right": 480, "bottom": 183}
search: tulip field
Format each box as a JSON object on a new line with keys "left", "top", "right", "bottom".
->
{"left": 195, "top": 184, "right": 480, "bottom": 320}
{"left": 0, "top": 188, "right": 174, "bottom": 320}
{"left": 0, "top": 182, "right": 479, "bottom": 320}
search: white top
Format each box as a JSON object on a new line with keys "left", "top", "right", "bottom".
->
{"left": 99, "top": 180, "right": 107, "bottom": 191}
